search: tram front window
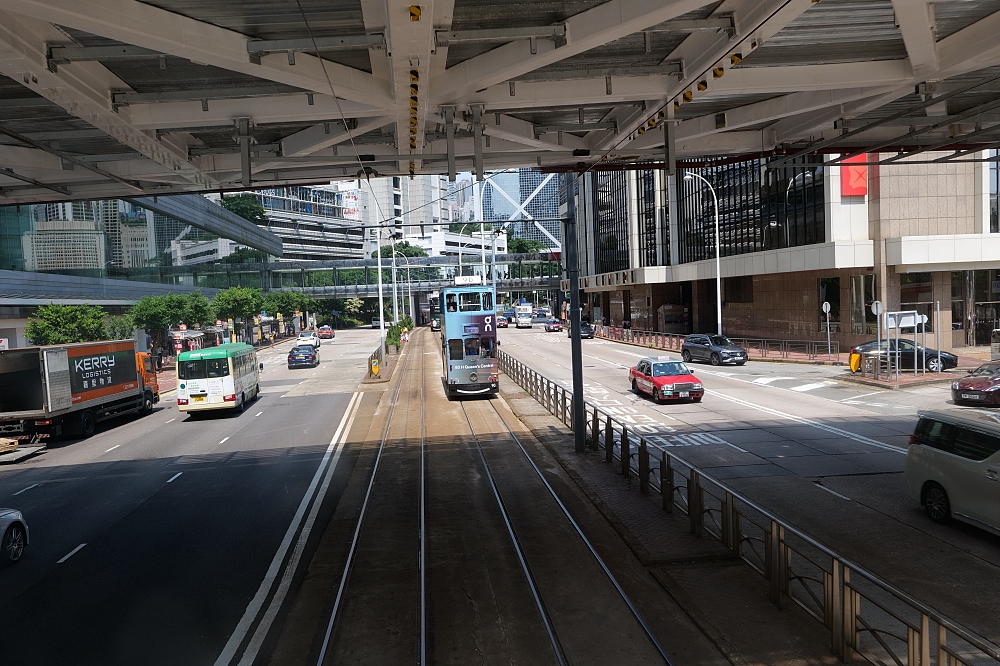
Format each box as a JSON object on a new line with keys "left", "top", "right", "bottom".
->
{"left": 448, "top": 339, "right": 464, "bottom": 360}
{"left": 465, "top": 338, "right": 481, "bottom": 357}
{"left": 459, "top": 293, "right": 481, "bottom": 312}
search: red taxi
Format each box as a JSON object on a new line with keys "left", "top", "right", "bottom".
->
{"left": 630, "top": 356, "right": 703, "bottom": 404}
{"left": 317, "top": 325, "right": 335, "bottom": 339}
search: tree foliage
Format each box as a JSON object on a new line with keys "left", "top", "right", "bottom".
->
{"left": 223, "top": 247, "right": 271, "bottom": 264}
{"left": 371, "top": 240, "right": 429, "bottom": 259}
{"left": 105, "top": 315, "right": 136, "bottom": 341}
{"left": 507, "top": 237, "right": 546, "bottom": 254}
{"left": 212, "top": 286, "right": 263, "bottom": 322}
{"left": 261, "top": 290, "right": 318, "bottom": 318}
{"left": 219, "top": 193, "right": 268, "bottom": 223}
{"left": 25, "top": 303, "right": 109, "bottom": 346}
{"left": 343, "top": 297, "right": 363, "bottom": 315}
{"left": 128, "top": 291, "right": 214, "bottom": 336}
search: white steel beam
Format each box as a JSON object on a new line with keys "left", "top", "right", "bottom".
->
{"left": 0, "top": 10, "right": 213, "bottom": 188}
{"left": 279, "top": 117, "right": 394, "bottom": 157}
{"left": 937, "top": 9, "right": 1000, "bottom": 76}
{"left": 2, "top": 0, "right": 394, "bottom": 110}
{"left": 892, "top": 0, "right": 938, "bottom": 80}
{"left": 432, "top": 0, "right": 709, "bottom": 103}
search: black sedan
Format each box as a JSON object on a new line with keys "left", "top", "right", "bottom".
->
{"left": 287, "top": 345, "right": 319, "bottom": 368}
{"left": 566, "top": 321, "right": 595, "bottom": 339}
{"left": 850, "top": 339, "right": 956, "bottom": 372}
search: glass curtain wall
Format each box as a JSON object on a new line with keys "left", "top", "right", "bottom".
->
{"left": 676, "top": 156, "right": 825, "bottom": 264}
{"left": 636, "top": 170, "right": 669, "bottom": 267}
{"left": 991, "top": 150, "right": 999, "bottom": 233}
{"left": 592, "top": 171, "right": 631, "bottom": 273}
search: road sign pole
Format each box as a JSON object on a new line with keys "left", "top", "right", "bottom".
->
{"left": 563, "top": 173, "right": 585, "bottom": 454}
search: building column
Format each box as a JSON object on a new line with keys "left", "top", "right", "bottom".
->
{"left": 667, "top": 173, "right": 679, "bottom": 266}
{"left": 627, "top": 171, "right": 641, "bottom": 269}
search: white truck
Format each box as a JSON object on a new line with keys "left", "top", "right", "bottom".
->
{"left": 515, "top": 304, "right": 533, "bottom": 328}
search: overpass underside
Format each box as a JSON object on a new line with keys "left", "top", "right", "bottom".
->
{"left": 1, "top": 0, "right": 1000, "bottom": 203}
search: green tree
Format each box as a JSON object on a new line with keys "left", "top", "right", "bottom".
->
{"left": 182, "top": 290, "right": 214, "bottom": 327}
{"left": 262, "top": 290, "right": 317, "bottom": 319}
{"left": 219, "top": 193, "right": 268, "bottom": 224}
{"left": 371, "top": 241, "right": 429, "bottom": 259}
{"left": 507, "top": 237, "right": 546, "bottom": 254}
{"left": 212, "top": 287, "right": 263, "bottom": 322}
{"left": 343, "top": 297, "right": 363, "bottom": 316}
{"left": 105, "top": 314, "right": 136, "bottom": 340}
{"left": 222, "top": 247, "right": 270, "bottom": 264}
{"left": 25, "top": 303, "right": 109, "bottom": 345}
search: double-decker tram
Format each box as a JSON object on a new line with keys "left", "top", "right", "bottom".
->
{"left": 440, "top": 283, "right": 499, "bottom": 399}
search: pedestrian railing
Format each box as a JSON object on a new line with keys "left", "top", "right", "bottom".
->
{"left": 498, "top": 349, "right": 1000, "bottom": 666}
{"left": 595, "top": 327, "right": 841, "bottom": 360}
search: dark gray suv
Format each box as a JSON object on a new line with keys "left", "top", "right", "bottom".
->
{"left": 681, "top": 334, "right": 748, "bottom": 366}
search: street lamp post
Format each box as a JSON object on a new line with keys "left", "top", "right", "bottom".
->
{"left": 375, "top": 224, "right": 386, "bottom": 347}
{"left": 684, "top": 172, "right": 722, "bottom": 336}
{"left": 393, "top": 249, "right": 412, "bottom": 321}
{"left": 390, "top": 236, "right": 399, "bottom": 325}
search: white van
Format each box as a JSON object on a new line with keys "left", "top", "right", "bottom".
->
{"left": 905, "top": 411, "right": 1000, "bottom": 533}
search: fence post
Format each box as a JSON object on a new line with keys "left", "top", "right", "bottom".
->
{"left": 827, "top": 558, "right": 843, "bottom": 659}
{"left": 936, "top": 624, "right": 947, "bottom": 666}
{"left": 591, "top": 408, "right": 599, "bottom": 451}
{"left": 661, "top": 451, "right": 673, "bottom": 512}
{"left": 721, "top": 491, "right": 733, "bottom": 549}
{"left": 605, "top": 415, "right": 614, "bottom": 463}
{"left": 639, "top": 438, "right": 649, "bottom": 494}
{"left": 843, "top": 568, "right": 857, "bottom": 663}
{"left": 620, "top": 427, "right": 630, "bottom": 477}
{"left": 768, "top": 519, "right": 785, "bottom": 608}
{"left": 688, "top": 469, "right": 702, "bottom": 536}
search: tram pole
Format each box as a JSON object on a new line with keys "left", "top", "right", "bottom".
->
{"left": 563, "top": 173, "right": 586, "bottom": 453}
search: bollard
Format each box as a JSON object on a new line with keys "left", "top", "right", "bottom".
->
{"left": 620, "top": 427, "right": 630, "bottom": 477}
{"left": 639, "top": 438, "right": 649, "bottom": 494}
{"left": 605, "top": 415, "right": 614, "bottom": 463}
{"left": 688, "top": 469, "right": 703, "bottom": 537}
{"left": 661, "top": 452, "right": 673, "bottom": 512}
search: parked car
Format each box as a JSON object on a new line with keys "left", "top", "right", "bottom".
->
{"left": 905, "top": 411, "right": 1000, "bottom": 533}
{"left": 544, "top": 319, "right": 563, "bottom": 332}
{"left": 317, "top": 325, "right": 335, "bottom": 340}
{"left": 288, "top": 345, "right": 319, "bottom": 368}
{"left": 496, "top": 316, "right": 508, "bottom": 328}
{"left": 430, "top": 318, "right": 441, "bottom": 332}
{"left": 372, "top": 317, "right": 382, "bottom": 329}
{"left": 566, "top": 321, "right": 595, "bottom": 339}
{"left": 951, "top": 362, "right": 1000, "bottom": 405}
{"left": 850, "top": 339, "right": 956, "bottom": 372}
{"left": 681, "top": 334, "right": 748, "bottom": 366}
{"left": 297, "top": 332, "right": 321, "bottom": 348}
{"left": 1, "top": 508, "right": 28, "bottom": 565}
{"left": 630, "top": 356, "right": 703, "bottom": 404}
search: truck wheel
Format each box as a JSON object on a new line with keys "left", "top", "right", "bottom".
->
{"left": 80, "top": 410, "right": 96, "bottom": 438}
{"left": 141, "top": 392, "right": 154, "bottom": 415}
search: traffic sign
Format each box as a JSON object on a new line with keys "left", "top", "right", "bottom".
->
{"left": 822, "top": 301, "right": 831, "bottom": 314}
{"left": 871, "top": 300, "right": 884, "bottom": 316}
{"left": 331, "top": 310, "right": 339, "bottom": 316}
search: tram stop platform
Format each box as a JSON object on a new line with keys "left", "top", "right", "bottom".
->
{"left": 263, "top": 327, "right": 841, "bottom": 666}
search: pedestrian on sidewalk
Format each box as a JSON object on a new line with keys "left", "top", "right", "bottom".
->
{"left": 155, "top": 345, "right": 163, "bottom": 371}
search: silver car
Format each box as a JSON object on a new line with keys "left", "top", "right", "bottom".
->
{"left": 1, "top": 508, "right": 28, "bottom": 564}
{"left": 681, "top": 334, "right": 748, "bottom": 366}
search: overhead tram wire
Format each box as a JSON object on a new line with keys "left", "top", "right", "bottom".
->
{"left": 458, "top": 401, "right": 570, "bottom": 666}
{"left": 314, "top": 333, "right": 420, "bottom": 666}
{"left": 482, "top": 399, "right": 675, "bottom": 665}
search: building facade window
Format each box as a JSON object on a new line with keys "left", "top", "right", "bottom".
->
{"left": 591, "top": 171, "right": 631, "bottom": 273}
{"left": 991, "top": 151, "right": 999, "bottom": 233}
{"left": 850, "top": 274, "right": 877, "bottom": 335}
{"left": 900, "top": 272, "right": 934, "bottom": 332}
{"left": 676, "top": 156, "right": 825, "bottom": 264}
{"left": 636, "top": 170, "right": 669, "bottom": 267}
{"left": 819, "top": 277, "right": 841, "bottom": 330}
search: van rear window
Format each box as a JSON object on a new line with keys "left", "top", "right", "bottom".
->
{"left": 914, "top": 417, "right": 1000, "bottom": 461}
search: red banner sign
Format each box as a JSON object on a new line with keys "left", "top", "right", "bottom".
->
{"left": 841, "top": 154, "right": 868, "bottom": 196}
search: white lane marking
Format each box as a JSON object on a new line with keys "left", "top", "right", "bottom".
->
{"left": 216, "top": 391, "right": 362, "bottom": 666}
{"left": 255, "top": 411, "right": 264, "bottom": 417}
{"left": 12, "top": 483, "right": 40, "bottom": 496}
{"left": 165, "top": 418, "right": 176, "bottom": 424}
{"left": 104, "top": 444, "right": 120, "bottom": 453}
{"left": 280, "top": 394, "right": 287, "bottom": 398}
{"left": 815, "top": 484, "right": 851, "bottom": 500}
{"left": 57, "top": 543, "right": 86, "bottom": 563}
{"left": 705, "top": 389, "right": 906, "bottom": 453}
{"left": 219, "top": 437, "right": 229, "bottom": 444}
{"left": 167, "top": 472, "right": 183, "bottom": 483}
{"left": 752, "top": 377, "right": 794, "bottom": 385}
{"left": 839, "top": 391, "right": 885, "bottom": 402}
{"left": 790, "top": 381, "right": 837, "bottom": 392}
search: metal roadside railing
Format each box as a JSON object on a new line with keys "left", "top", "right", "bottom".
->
{"left": 596, "top": 326, "right": 841, "bottom": 361}
{"left": 498, "top": 349, "right": 1000, "bottom": 666}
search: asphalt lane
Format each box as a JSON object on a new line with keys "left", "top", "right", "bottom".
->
{"left": 498, "top": 327, "right": 1000, "bottom": 644}
{"left": 0, "top": 330, "right": 380, "bottom": 665}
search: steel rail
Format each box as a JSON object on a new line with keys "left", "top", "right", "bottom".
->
{"left": 419, "top": 333, "right": 427, "bottom": 666}
{"left": 315, "top": 338, "right": 416, "bottom": 666}
{"left": 481, "top": 398, "right": 675, "bottom": 665}
{"left": 458, "top": 402, "right": 569, "bottom": 666}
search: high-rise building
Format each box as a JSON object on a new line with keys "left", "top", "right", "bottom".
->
{"left": 481, "top": 169, "right": 561, "bottom": 251}
{"left": 23, "top": 202, "right": 106, "bottom": 271}
{"left": 0, "top": 205, "right": 30, "bottom": 271}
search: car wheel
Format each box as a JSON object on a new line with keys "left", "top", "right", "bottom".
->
{"left": 2, "top": 523, "right": 26, "bottom": 564}
{"left": 80, "top": 410, "right": 96, "bottom": 438}
{"left": 927, "top": 356, "right": 944, "bottom": 372}
{"left": 681, "top": 350, "right": 692, "bottom": 362}
{"left": 710, "top": 353, "right": 722, "bottom": 366}
{"left": 632, "top": 379, "right": 640, "bottom": 395}
{"left": 923, "top": 483, "right": 950, "bottom": 523}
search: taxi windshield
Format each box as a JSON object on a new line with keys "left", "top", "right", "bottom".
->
{"left": 652, "top": 362, "right": 690, "bottom": 377}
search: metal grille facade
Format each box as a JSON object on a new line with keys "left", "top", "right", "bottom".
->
{"left": 592, "top": 171, "right": 631, "bottom": 273}
{"left": 676, "top": 156, "right": 825, "bottom": 264}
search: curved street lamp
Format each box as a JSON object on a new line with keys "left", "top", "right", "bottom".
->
{"left": 683, "top": 171, "right": 722, "bottom": 336}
